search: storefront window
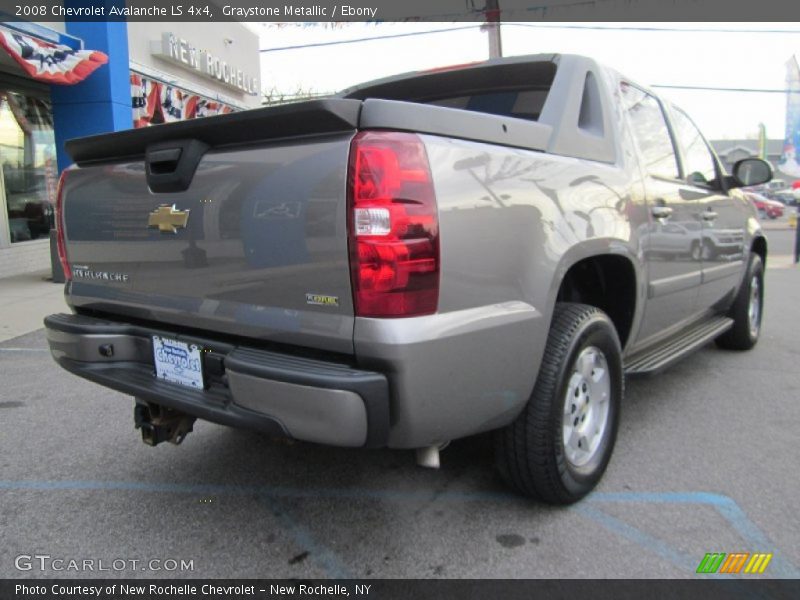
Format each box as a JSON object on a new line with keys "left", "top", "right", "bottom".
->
{"left": 0, "top": 90, "right": 56, "bottom": 243}
{"left": 131, "top": 72, "right": 235, "bottom": 128}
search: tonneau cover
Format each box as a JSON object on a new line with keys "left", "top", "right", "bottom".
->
{"left": 66, "top": 99, "right": 362, "bottom": 165}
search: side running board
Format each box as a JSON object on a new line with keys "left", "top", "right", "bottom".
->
{"left": 624, "top": 316, "right": 734, "bottom": 376}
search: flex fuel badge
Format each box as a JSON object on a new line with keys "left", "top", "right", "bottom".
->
{"left": 306, "top": 293, "right": 339, "bottom": 307}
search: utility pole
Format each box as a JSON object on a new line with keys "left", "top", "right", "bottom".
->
{"left": 484, "top": 0, "right": 503, "bottom": 59}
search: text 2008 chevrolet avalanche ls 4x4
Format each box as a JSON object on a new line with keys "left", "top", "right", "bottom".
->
{"left": 45, "top": 54, "right": 771, "bottom": 504}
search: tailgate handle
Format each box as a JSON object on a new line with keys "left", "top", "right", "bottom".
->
{"left": 148, "top": 148, "right": 182, "bottom": 173}
{"left": 145, "top": 139, "right": 209, "bottom": 193}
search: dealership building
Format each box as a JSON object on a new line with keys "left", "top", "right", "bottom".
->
{"left": 0, "top": 19, "right": 261, "bottom": 278}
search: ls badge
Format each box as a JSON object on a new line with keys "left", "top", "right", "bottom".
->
{"left": 148, "top": 204, "right": 190, "bottom": 233}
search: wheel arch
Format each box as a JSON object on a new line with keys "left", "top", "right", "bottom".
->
{"left": 751, "top": 233, "right": 767, "bottom": 266}
{"left": 551, "top": 245, "right": 642, "bottom": 350}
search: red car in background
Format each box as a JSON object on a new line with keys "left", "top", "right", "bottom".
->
{"left": 744, "top": 191, "right": 784, "bottom": 219}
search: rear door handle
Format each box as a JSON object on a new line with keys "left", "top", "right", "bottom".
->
{"left": 651, "top": 206, "right": 673, "bottom": 220}
{"left": 702, "top": 210, "right": 718, "bottom": 221}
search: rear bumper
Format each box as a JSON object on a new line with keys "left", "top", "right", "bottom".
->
{"left": 44, "top": 313, "right": 389, "bottom": 448}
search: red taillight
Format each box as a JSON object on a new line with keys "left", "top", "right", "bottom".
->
{"left": 55, "top": 170, "right": 71, "bottom": 281}
{"left": 347, "top": 131, "right": 439, "bottom": 317}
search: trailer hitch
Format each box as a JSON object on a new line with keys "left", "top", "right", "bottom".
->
{"left": 134, "top": 401, "right": 196, "bottom": 446}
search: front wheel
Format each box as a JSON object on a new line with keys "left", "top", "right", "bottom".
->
{"left": 495, "top": 303, "right": 623, "bottom": 504}
{"left": 690, "top": 241, "right": 702, "bottom": 261}
{"left": 715, "top": 253, "right": 764, "bottom": 350}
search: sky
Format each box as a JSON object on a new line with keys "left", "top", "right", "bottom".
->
{"left": 254, "top": 22, "right": 800, "bottom": 141}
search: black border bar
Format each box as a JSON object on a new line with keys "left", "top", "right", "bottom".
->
{"left": 2, "top": 0, "right": 800, "bottom": 23}
{"left": 3, "top": 579, "right": 800, "bottom": 600}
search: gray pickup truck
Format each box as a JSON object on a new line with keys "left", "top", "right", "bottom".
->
{"left": 45, "top": 54, "right": 771, "bottom": 504}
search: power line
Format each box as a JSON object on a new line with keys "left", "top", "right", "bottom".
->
{"left": 258, "top": 23, "right": 799, "bottom": 95}
{"left": 260, "top": 22, "right": 800, "bottom": 53}
{"left": 506, "top": 23, "right": 800, "bottom": 34}
{"left": 264, "top": 85, "right": 798, "bottom": 99}
{"left": 260, "top": 25, "right": 483, "bottom": 52}
{"left": 652, "top": 85, "right": 796, "bottom": 93}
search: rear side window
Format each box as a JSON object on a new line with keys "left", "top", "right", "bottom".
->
{"left": 620, "top": 83, "right": 679, "bottom": 180}
{"left": 343, "top": 61, "right": 557, "bottom": 123}
{"left": 671, "top": 108, "right": 718, "bottom": 187}
{"left": 428, "top": 90, "right": 548, "bottom": 121}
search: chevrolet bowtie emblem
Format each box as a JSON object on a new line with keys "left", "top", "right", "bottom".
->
{"left": 148, "top": 204, "right": 190, "bottom": 233}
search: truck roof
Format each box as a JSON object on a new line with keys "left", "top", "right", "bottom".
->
{"left": 338, "top": 53, "right": 559, "bottom": 100}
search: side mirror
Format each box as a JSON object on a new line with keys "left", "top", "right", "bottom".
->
{"left": 731, "top": 158, "right": 773, "bottom": 188}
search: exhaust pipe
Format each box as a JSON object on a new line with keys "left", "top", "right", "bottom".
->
{"left": 415, "top": 442, "right": 449, "bottom": 469}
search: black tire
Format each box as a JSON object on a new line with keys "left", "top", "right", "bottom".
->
{"left": 495, "top": 303, "right": 623, "bottom": 505}
{"left": 715, "top": 253, "right": 764, "bottom": 350}
{"left": 701, "top": 239, "right": 715, "bottom": 261}
{"left": 690, "top": 240, "right": 702, "bottom": 262}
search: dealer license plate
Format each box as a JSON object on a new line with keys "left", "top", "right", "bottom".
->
{"left": 152, "top": 336, "right": 204, "bottom": 390}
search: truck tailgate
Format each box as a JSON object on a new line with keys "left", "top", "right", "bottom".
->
{"left": 61, "top": 132, "right": 356, "bottom": 355}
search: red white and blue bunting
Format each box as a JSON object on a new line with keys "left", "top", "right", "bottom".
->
{"left": 131, "top": 72, "right": 235, "bottom": 128}
{"left": 0, "top": 29, "right": 108, "bottom": 85}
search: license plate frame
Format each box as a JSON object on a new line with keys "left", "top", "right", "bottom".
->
{"left": 152, "top": 335, "right": 204, "bottom": 390}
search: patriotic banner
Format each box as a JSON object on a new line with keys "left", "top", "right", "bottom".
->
{"left": 778, "top": 55, "right": 800, "bottom": 178}
{"left": 131, "top": 72, "right": 160, "bottom": 128}
{"left": 0, "top": 29, "right": 107, "bottom": 85}
{"left": 131, "top": 72, "right": 235, "bottom": 128}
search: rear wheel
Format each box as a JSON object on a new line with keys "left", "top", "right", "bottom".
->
{"left": 495, "top": 303, "right": 622, "bottom": 504}
{"left": 715, "top": 253, "right": 764, "bottom": 350}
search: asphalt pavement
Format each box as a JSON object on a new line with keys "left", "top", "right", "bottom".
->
{"left": 0, "top": 229, "right": 798, "bottom": 579}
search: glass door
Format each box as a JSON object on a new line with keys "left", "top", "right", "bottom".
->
{"left": 0, "top": 89, "right": 57, "bottom": 245}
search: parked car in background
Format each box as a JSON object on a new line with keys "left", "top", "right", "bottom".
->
{"left": 745, "top": 191, "right": 784, "bottom": 219}
{"left": 774, "top": 191, "right": 797, "bottom": 206}
{"left": 785, "top": 187, "right": 800, "bottom": 206}
{"left": 746, "top": 179, "right": 798, "bottom": 205}
{"left": 766, "top": 179, "right": 788, "bottom": 194}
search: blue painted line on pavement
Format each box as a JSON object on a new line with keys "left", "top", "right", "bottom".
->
{"left": 589, "top": 491, "right": 800, "bottom": 578}
{"left": 0, "top": 479, "right": 353, "bottom": 578}
{"left": 712, "top": 500, "right": 800, "bottom": 578}
{"left": 591, "top": 491, "right": 733, "bottom": 505}
{"left": 261, "top": 495, "right": 353, "bottom": 580}
{"left": 1, "top": 481, "right": 797, "bottom": 577}
{"left": 574, "top": 503, "right": 712, "bottom": 575}
{"left": 578, "top": 507, "right": 778, "bottom": 600}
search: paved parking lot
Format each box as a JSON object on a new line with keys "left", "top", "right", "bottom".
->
{"left": 1, "top": 230, "right": 798, "bottom": 579}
